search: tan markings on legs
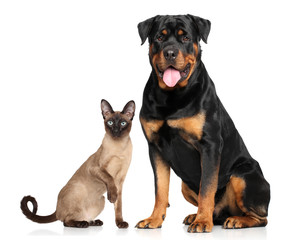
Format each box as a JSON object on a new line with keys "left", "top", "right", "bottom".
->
{"left": 214, "top": 180, "right": 242, "bottom": 217}
{"left": 153, "top": 157, "right": 170, "bottom": 218}
{"left": 223, "top": 176, "right": 267, "bottom": 229}
{"left": 140, "top": 117, "right": 164, "bottom": 142}
{"left": 136, "top": 156, "right": 170, "bottom": 229}
{"left": 167, "top": 112, "right": 206, "bottom": 140}
{"left": 182, "top": 182, "right": 198, "bottom": 206}
{"left": 230, "top": 176, "right": 247, "bottom": 212}
{"left": 188, "top": 174, "right": 218, "bottom": 233}
{"left": 182, "top": 182, "right": 199, "bottom": 225}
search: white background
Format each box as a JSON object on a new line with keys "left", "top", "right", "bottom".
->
{"left": 1, "top": 0, "right": 286, "bottom": 239}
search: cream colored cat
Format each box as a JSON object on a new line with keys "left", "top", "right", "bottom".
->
{"left": 21, "top": 99, "right": 135, "bottom": 228}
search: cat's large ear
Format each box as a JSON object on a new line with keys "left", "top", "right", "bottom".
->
{"left": 121, "top": 100, "right": 135, "bottom": 120}
{"left": 101, "top": 99, "right": 114, "bottom": 119}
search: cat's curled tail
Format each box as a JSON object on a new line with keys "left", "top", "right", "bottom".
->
{"left": 20, "top": 195, "right": 57, "bottom": 223}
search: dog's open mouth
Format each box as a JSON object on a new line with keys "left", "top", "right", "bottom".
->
{"left": 157, "top": 64, "right": 191, "bottom": 87}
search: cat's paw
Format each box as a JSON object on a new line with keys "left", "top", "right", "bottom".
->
{"left": 116, "top": 220, "right": 129, "bottom": 229}
{"left": 107, "top": 186, "right": 118, "bottom": 203}
{"left": 89, "top": 219, "right": 103, "bottom": 226}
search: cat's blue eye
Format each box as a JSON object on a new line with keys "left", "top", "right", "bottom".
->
{"left": 121, "top": 121, "right": 127, "bottom": 126}
{"left": 107, "top": 120, "right": 113, "bottom": 126}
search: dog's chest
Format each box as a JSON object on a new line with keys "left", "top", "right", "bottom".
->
{"left": 140, "top": 112, "right": 205, "bottom": 144}
{"left": 140, "top": 116, "right": 204, "bottom": 187}
{"left": 164, "top": 124, "right": 202, "bottom": 189}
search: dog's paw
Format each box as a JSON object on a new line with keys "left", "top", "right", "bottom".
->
{"left": 223, "top": 216, "right": 267, "bottom": 229}
{"left": 135, "top": 216, "right": 164, "bottom": 229}
{"left": 183, "top": 213, "right": 197, "bottom": 225}
{"left": 224, "top": 216, "right": 245, "bottom": 229}
{"left": 187, "top": 219, "right": 213, "bottom": 233}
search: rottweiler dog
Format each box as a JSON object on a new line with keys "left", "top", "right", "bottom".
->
{"left": 135, "top": 14, "right": 270, "bottom": 233}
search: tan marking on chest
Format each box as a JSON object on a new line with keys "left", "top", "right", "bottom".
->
{"left": 140, "top": 117, "right": 164, "bottom": 142}
{"left": 167, "top": 112, "right": 206, "bottom": 140}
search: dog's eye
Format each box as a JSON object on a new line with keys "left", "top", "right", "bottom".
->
{"left": 183, "top": 36, "right": 190, "bottom": 42}
{"left": 157, "top": 35, "right": 163, "bottom": 42}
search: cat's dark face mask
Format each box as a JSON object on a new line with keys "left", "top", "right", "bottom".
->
{"left": 101, "top": 99, "right": 135, "bottom": 139}
{"left": 105, "top": 113, "right": 131, "bottom": 138}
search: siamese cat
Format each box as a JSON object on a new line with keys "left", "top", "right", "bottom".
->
{"left": 21, "top": 99, "right": 135, "bottom": 228}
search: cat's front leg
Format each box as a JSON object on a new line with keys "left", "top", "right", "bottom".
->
{"left": 90, "top": 167, "right": 118, "bottom": 203}
{"left": 114, "top": 183, "right": 128, "bottom": 228}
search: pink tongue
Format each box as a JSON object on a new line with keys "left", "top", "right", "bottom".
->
{"left": 163, "top": 68, "right": 181, "bottom": 87}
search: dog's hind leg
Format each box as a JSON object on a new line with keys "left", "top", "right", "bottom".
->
{"left": 223, "top": 160, "right": 270, "bottom": 229}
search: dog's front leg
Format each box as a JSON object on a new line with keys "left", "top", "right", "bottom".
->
{"left": 187, "top": 141, "right": 221, "bottom": 233}
{"left": 136, "top": 146, "right": 170, "bottom": 229}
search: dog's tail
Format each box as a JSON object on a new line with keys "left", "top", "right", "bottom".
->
{"left": 20, "top": 195, "right": 57, "bottom": 223}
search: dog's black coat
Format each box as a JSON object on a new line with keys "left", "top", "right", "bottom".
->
{"left": 137, "top": 15, "right": 270, "bottom": 231}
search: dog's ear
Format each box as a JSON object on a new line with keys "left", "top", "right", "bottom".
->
{"left": 138, "top": 16, "right": 158, "bottom": 45}
{"left": 188, "top": 14, "right": 211, "bottom": 44}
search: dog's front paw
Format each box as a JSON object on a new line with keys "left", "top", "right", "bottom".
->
{"left": 183, "top": 213, "right": 197, "bottom": 225}
{"left": 135, "top": 216, "right": 164, "bottom": 229}
{"left": 187, "top": 218, "right": 213, "bottom": 233}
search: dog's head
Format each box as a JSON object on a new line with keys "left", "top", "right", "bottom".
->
{"left": 138, "top": 15, "right": 211, "bottom": 90}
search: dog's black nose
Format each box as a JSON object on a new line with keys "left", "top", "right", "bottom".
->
{"left": 164, "top": 47, "right": 179, "bottom": 61}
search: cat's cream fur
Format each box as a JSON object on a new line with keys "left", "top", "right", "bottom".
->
{"left": 21, "top": 100, "right": 135, "bottom": 228}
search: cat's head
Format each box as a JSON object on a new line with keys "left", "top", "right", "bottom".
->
{"left": 101, "top": 99, "right": 135, "bottom": 139}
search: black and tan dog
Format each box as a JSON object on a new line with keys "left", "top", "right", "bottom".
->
{"left": 135, "top": 14, "right": 270, "bottom": 233}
